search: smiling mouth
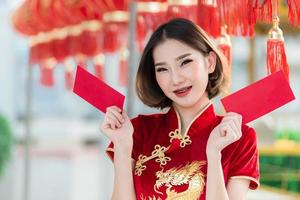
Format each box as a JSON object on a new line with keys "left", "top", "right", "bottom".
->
{"left": 173, "top": 86, "right": 192, "bottom": 94}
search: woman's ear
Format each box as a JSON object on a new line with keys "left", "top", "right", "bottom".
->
{"left": 207, "top": 51, "right": 217, "bottom": 74}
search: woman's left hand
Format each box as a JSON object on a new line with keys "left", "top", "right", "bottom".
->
{"left": 206, "top": 112, "right": 242, "bottom": 158}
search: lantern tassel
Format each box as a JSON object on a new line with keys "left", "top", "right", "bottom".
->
{"left": 197, "top": 0, "right": 220, "bottom": 38}
{"left": 119, "top": 49, "right": 128, "bottom": 86}
{"left": 63, "top": 59, "right": 74, "bottom": 90}
{"left": 217, "top": 25, "right": 231, "bottom": 66}
{"left": 267, "top": 16, "right": 290, "bottom": 81}
{"left": 40, "top": 64, "right": 54, "bottom": 87}
{"left": 93, "top": 54, "right": 105, "bottom": 80}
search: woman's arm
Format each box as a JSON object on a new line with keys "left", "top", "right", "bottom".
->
{"left": 227, "top": 178, "right": 250, "bottom": 200}
{"left": 206, "top": 112, "right": 250, "bottom": 200}
{"left": 111, "top": 146, "right": 136, "bottom": 200}
{"left": 100, "top": 106, "right": 136, "bottom": 200}
{"left": 206, "top": 152, "right": 229, "bottom": 200}
{"left": 206, "top": 152, "right": 250, "bottom": 200}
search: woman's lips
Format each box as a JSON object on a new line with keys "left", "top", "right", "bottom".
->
{"left": 173, "top": 86, "right": 192, "bottom": 97}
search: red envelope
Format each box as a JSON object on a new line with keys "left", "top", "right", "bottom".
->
{"left": 73, "top": 66, "right": 125, "bottom": 113}
{"left": 221, "top": 70, "right": 295, "bottom": 124}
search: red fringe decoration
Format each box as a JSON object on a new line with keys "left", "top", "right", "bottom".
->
{"left": 94, "top": 63, "right": 105, "bottom": 80}
{"left": 52, "top": 39, "right": 69, "bottom": 62}
{"left": 167, "top": 5, "right": 198, "bottom": 22}
{"left": 81, "top": 30, "right": 98, "bottom": 57}
{"left": 287, "top": 0, "right": 300, "bottom": 26}
{"left": 257, "top": 0, "right": 273, "bottom": 23}
{"left": 103, "top": 22, "right": 128, "bottom": 53}
{"left": 267, "top": 39, "right": 290, "bottom": 81}
{"left": 197, "top": 2, "right": 221, "bottom": 38}
{"left": 218, "top": 0, "right": 256, "bottom": 37}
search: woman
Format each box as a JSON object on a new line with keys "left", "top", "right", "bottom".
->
{"left": 101, "top": 18, "right": 259, "bottom": 200}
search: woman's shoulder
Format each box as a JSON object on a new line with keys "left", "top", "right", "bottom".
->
{"left": 130, "top": 111, "right": 169, "bottom": 128}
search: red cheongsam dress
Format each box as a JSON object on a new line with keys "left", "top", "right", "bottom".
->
{"left": 106, "top": 103, "right": 260, "bottom": 200}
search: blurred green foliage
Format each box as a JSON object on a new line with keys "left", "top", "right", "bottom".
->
{"left": 276, "top": 129, "right": 300, "bottom": 142}
{"left": 260, "top": 155, "right": 300, "bottom": 194}
{"left": 0, "top": 114, "right": 13, "bottom": 177}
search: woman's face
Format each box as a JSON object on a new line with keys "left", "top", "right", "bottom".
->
{"left": 153, "top": 39, "right": 216, "bottom": 109}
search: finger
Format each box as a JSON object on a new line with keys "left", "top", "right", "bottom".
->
{"left": 107, "top": 107, "right": 125, "bottom": 124}
{"left": 227, "top": 120, "right": 241, "bottom": 140}
{"left": 222, "top": 115, "right": 240, "bottom": 132}
{"left": 219, "top": 124, "right": 230, "bottom": 137}
{"left": 121, "top": 110, "right": 129, "bottom": 120}
{"left": 105, "top": 115, "right": 121, "bottom": 129}
{"left": 221, "top": 119, "right": 242, "bottom": 141}
{"left": 106, "top": 106, "right": 122, "bottom": 113}
{"left": 226, "top": 112, "right": 242, "bottom": 125}
{"left": 220, "top": 124, "right": 239, "bottom": 145}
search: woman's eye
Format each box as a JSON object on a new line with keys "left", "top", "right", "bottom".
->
{"left": 156, "top": 68, "right": 167, "bottom": 72}
{"left": 181, "top": 59, "right": 193, "bottom": 66}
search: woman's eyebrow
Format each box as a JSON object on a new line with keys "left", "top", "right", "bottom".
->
{"left": 154, "top": 62, "right": 166, "bottom": 67}
{"left": 175, "top": 53, "right": 192, "bottom": 61}
{"left": 154, "top": 53, "right": 192, "bottom": 67}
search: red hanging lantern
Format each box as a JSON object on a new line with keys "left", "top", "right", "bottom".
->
{"left": 167, "top": 0, "right": 198, "bottom": 22}
{"left": 102, "top": 0, "right": 129, "bottom": 53}
{"left": 267, "top": 16, "right": 290, "bottom": 81}
{"left": 103, "top": 11, "right": 129, "bottom": 53}
{"left": 80, "top": 21, "right": 103, "bottom": 57}
{"left": 11, "top": 0, "right": 38, "bottom": 36}
{"left": 137, "top": 0, "right": 167, "bottom": 31}
{"left": 137, "top": 1, "right": 168, "bottom": 52}
{"left": 29, "top": 32, "right": 56, "bottom": 65}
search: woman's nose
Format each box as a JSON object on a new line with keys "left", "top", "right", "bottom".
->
{"left": 171, "top": 70, "right": 185, "bottom": 85}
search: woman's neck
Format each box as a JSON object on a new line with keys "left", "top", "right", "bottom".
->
{"left": 173, "top": 95, "right": 210, "bottom": 134}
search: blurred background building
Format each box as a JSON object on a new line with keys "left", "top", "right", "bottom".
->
{"left": 0, "top": 0, "right": 300, "bottom": 200}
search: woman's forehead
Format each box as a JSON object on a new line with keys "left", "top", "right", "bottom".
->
{"left": 153, "top": 39, "right": 197, "bottom": 61}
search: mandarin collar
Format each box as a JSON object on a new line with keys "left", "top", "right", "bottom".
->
{"left": 166, "top": 102, "right": 217, "bottom": 137}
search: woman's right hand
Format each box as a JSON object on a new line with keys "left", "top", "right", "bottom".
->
{"left": 100, "top": 106, "right": 134, "bottom": 153}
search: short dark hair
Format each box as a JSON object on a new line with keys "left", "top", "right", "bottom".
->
{"left": 136, "top": 18, "right": 228, "bottom": 110}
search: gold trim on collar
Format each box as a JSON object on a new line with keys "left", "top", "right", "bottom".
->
{"left": 134, "top": 103, "right": 212, "bottom": 176}
{"left": 173, "top": 101, "right": 212, "bottom": 138}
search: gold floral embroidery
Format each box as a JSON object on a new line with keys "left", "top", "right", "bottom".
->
{"left": 169, "top": 129, "right": 192, "bottom": 147}
{"left": 151, "top": 145, "right": 171, "bottom": 166}
{"left": 135, "top": 128, "right": 193, "bottom": 176}
{"left": 135, "top": 155, "right": 147, "bottom": 176}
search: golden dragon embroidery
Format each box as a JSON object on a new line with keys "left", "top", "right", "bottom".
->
{"left": 140, "top": 161, "right": 206, "bottom": 200}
